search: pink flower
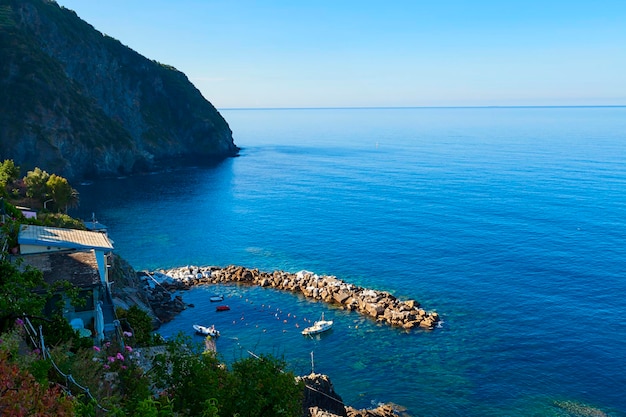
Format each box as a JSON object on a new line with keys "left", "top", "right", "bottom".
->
{"left": 103, "top": 364, "right": 110, "bottom": 369}
{"left": 121, "top": 365, "right": 127, "bottom": 370}
{"left": 15, "top": 318, "right": 24, "bottom": 326}
{"left": 108, "top": 356, "right": 115, "bottom": 363}
{"left": 33, "top": 348, "right": 41, "bottom": 355}
{"left": 93, "top": 346, "right": 101, "bottom": 352}
{"left": 105, "top": 342, "right": 111, "bottom": 347}
{"left": 125, "top": 345, "right": 133, "bottom": 352}
{"left": 123, "top": 331, "right": 133, "bottom": 337}
{"left": 116, "top": 352, "right": 125, "bottom": 361}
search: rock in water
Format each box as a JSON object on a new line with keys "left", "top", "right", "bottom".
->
{"left": 299, "top": 373, "right": 348, "bottom": 417}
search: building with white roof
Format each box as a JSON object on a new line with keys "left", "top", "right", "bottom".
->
{"left": 18, "top": 224, "right": 118, "bottom": 344}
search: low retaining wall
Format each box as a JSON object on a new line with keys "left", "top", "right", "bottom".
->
{"left": 142, "top": 264, "right": 440, "bottom": 330}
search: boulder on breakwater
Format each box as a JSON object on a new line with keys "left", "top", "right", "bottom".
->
{"left": 140, "top": 265, "right": 440, "bottom": 330}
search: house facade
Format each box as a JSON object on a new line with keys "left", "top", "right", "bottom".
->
{"left": 18, "top": 225, "right": 117, "bottom": 343}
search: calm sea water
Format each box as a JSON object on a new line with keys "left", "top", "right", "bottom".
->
{"left": 73, "top": 107, "right": 626, "bottom": 416}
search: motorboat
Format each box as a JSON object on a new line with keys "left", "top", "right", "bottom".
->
{"left": 193, "top": 324, "right": 220, "bottom": 337}
{"left": 301, "top": 313, "right": 333, "bottom": 336}
{"left": 209, "top": 295, "right": 224, "bottom": 302}
{"left": 216, "top": 305, "right": 230, "bottom": 312}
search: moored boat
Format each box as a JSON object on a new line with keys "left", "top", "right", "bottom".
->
{"left": 302, "top": 313, "right": 333, "bottom": 336}
{"left": 216, "top": 305, "right": 230, "bottom": 312}
{"left": 209, "top": 295, "right": 224, "bottom": 302}
{"left": 193, "top": 324, "right": 220, "bottom": 337}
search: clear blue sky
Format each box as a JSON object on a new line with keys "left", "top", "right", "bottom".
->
{"left": 56, "top": 0, "right": 625, "bottom": 108}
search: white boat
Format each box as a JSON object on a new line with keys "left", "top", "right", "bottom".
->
{"left": 209, "top": 295, "right": 224, "bottom": 302}
{"left": 193, "top": 324, "right": 220, "bottom": 338}
{"left": 301, "top": 313, "right": 333, "bottom": 336}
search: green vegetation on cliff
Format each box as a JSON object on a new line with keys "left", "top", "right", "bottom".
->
{"left": 0, "top": 0, "right": 238, "bottom": 180}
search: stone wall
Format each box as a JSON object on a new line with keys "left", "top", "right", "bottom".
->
{"left": 142, "top": 264, "right": 440, "bottom": 330}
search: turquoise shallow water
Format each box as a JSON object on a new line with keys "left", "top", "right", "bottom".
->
{"left": 73, "top": 107, "right": 626, "bottom": 416}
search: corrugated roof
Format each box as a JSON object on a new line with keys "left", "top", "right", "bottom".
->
{"left": 19, "top": 225, "right": 114, "bottom": 251}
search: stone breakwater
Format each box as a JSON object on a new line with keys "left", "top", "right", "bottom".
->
{"left": 144, "top": 264, "right": 440, "bottom": 330}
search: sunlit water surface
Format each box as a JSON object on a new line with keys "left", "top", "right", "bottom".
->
{"left": 74, "top": 107, "right": 626, "bottom": 416}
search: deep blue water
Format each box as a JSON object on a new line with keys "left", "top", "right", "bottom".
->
{"left": 73, "top": 107, "right": 626, "bottom": 416}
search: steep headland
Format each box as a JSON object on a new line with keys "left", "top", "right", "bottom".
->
{"left": 0, "top": 0, "right": 238, "bottom": 180}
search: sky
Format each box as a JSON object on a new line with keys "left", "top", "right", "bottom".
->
{"left": 55, "top": 0, "right": 626, "bottom": 109}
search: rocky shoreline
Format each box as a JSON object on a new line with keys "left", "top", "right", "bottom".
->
{"left": 140, "top": 264, "right": 440, "bottom": 331}
{"left": 300, "top": 373, "right": 410, "bottom": 417}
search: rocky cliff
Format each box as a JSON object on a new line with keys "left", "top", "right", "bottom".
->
{"left": 0, "top": 0, "right": 238, "bottom": 180}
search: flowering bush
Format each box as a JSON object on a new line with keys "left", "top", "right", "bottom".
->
{"left": 90, "top": 338, "right": 137, "bottom": 375}
{"left": 0, "top": 349, "right": 75, "bottom": 416}
{"left": 43, "top": 330, "right": 151, "bottom": 415}
{"left": 86, "top": 336, "right": 152, "bottom": 414}
{"left": 116, "top": 305, "right": 155, "bottom": 347}
{"left": 0, "top": 333, "right": 75, "bottom": 416}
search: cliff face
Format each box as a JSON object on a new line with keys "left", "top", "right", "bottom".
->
{"left": 0, "top": 0, "right": 238, "bottom": 180}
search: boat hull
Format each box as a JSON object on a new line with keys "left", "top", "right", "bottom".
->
{"left": 193, "top": 324, "right": 220, "bottom": 337}
{"left": 301, "top": 320, "right": 333, "bottom": 335}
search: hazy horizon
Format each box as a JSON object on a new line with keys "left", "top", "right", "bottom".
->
{"left": 216, "top": 104, "right": 626, "bottom": 110}
{"left": 56, "top": 0, "right": 626, "bottom": 109}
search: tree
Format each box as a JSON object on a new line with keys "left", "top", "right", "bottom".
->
{"left": 46, "top": 174, "right": 79, "bottom": 213}
{"left": 22, "top": 169, "right": 79, "bottom": 211}
{"left": 23, "top": 167, "right": 50, "bottom": 203}
{"left": 152, "top": 335, "right": 230, "bottom": 416}
{"left": 0, "top": 160, "right": 20, "bottom": 196}
{"left": 0, "top": 258, "right": 47, "bottom": 333}
{"left": 227, "top": 354, "right": 304, "bottom": 417}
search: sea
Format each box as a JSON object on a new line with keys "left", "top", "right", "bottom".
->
{"left": 72, "top": 106, "right": 626, "bottom": 417}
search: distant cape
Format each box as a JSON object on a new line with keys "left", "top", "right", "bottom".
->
{"left": 0, "top": 0, "right": 239, "bottom": 180}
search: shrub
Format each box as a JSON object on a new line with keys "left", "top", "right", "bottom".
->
{"left": 0, "top": 259, "right": 46, "bottom": 333}
{"left": 40, "top": 212, "right": 86, "bottom": 229}
{"left": 0, "top": 348, "right": 75, "bottom": 416}
{"left": 152, "top": 334, "right": 230, "bottom": 416}
{"left": 116, "top": 305, "right": 154, "bottom": 347}
{"left": 227, "top": 354, "right": 304, "bottom": 417}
